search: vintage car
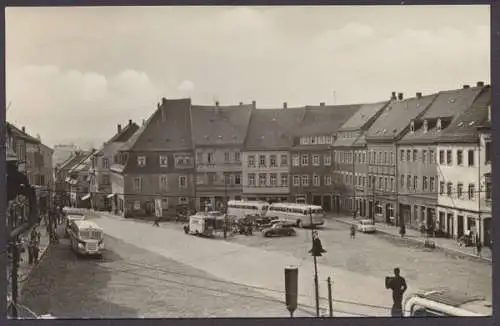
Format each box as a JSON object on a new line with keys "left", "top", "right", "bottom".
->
{"left": 262, "top": 223, "right": 296, "bottom": 237}
{"left": 357, "top": 219, "right": 376, "bottom": 233}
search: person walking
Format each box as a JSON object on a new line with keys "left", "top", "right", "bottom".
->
{"left": 153, "top": 216, "right": 161, "bottom": 227}
{"left": 386, "top": 267, "right": 407, "bottom": 317}
{"left": 350, "top": 224, "right": 356, "bottom": 240}
{"left": 476, "top": 237, "right": 482, "bottom": 257}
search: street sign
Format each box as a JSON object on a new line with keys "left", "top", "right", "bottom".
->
{"left": 154, "top": 199, "right": 162, "bottom": 217}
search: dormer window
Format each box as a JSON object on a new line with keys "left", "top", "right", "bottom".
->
{"left": 423, "top": 120, "right": 428, "bottom": 133}
{"left": 436, "top": 119, "right": 442, "bottom": 131}
{"left": 410, "top": 121, "right": 415, "bottom": 133}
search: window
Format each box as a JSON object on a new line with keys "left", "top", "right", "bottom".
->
{"left": 102, "top": 158, "right": 109, "bottom": 169}
{"left": 325, "top": 175, "right": 332, "bottom": 186}
{"left": 312, "top": 155, "right": 320, "bottom": 166}
{"left": 178, "top": 197, "right": 188, "bottom": 205}
{"left": 234, "top": 151, "right": 240, "bottom": 162}
{"left": 196, "top": 152, "right": 203, "bottom": 163}
{"left": 406, "top": 150, "right": 411, "bottom": 162}
{"left": 159, "top": 155, "right": 168, "bottom": 167}
{"left": 137, "top": 156, "right": 146, "bottom": 167}
{"left": 384, "top": 177, "right": 388, "bottom": 190}
{"left": 390, "top": 178, "right": 394, "bottom": 191}
{"left": 400, "top": 150, "right": 405, "bottom": 162}
{"left": 224, "top": 152, "right": 230, "bottom": 162}
{"left": 133, "top": 177, "right": 142, "bottom": 192}
{"left": 413, "top": 176, "right": 418, "bottom": 191}
{"left": 313, "top": 175, "right": 320, "bottom": 186}
{"left": 280, "top": 154, "right": 288, "bottom": 166}
{"left": 301, "top": 154, "right": 309, "bottom": 166}
{"left": 293, "top": 175, "right": 300, "bottom": 187}
{"left": 270, "top": 155, "right": 277, "bottom": 168}
{"left": 400, "top": 175, "right": 404, "bottom": 188}
{"left": 447, "top": 182, "right": 453, "bottom": 197}
{"left": 259, "top": 155, "right": 266, "bottom": 167}
{"left": 379, "top": 177, "right": 383, "bottom": 190}
{"left": 407, "top": 175, "right": 411, "bottom": 190}
{"left": 259, "top": 173, "right": 267, "bottom": 186}
{"left": 423, "top": 176, "right": 428, "bottom": 191}
{"left": 324, "top": 154, "right": 331, "bottom": 166}
{"left": 390, "top": 152, "right": 394, "bottom": 165}
{"left": 179, "top": 176, "right": 187, "bottom": 188}
{"left": 446, "top": 150, "right": 452, "bottom": 165}
{"left": 362, "top": 153, "right": 366, "bottom": 164}
{"left": 248, "top": 155, "right": 255, "bottom": 168}
{"left": 457, "top": 183, "right": 463, "bottom": 199}
{"left": 468, "top": 150, "right": 475, "bottom": 167}
{"left": 430, "top": 150, "right": 435, "bottom": 164}
{"left": 384, "top": 152, "right": 388, "bottom": 164}
{"left": 280, "top": 174, "right": 288, "bottom": 187}
{"left": 224, "top": 174, "right": 230, "bottom": 185}
{"left": 302, "top": 175, "right": 309, "bottom": 186}
{"left": 457, "top": 150, "right": 463, "bottom": 166}
{"left": 413, "top": 150, "right": 418, "bottom": 162}
{"left": 422, "top": 150, "right": 427, "bottom": 164}
{"left": 248, "top": 173, "right": 256, "bottom": 186}
{"left": 235, "top": 174, "right": 241, "bottom": 185}
{"left": 485, "top": 142, "right": 491, "bottom": 164}
{"left": 439, "top": 150, "right": 445, "bottom": 164}
{"left": 486, "top": 180, "right": 492, "bottom": 200}
{"left": 102, "top": 175, "right": 110, "bottom": 185}
{"left": 430, "top": 177, "right": 435, "bottom": 192}
{"left": 207, "top": 153, "right": 214, "bottom": 164}
{"left": 440, "top": 181, "right": 445, "bottom": 195}
{"left": 468, "top": 184, "right": 475, "bottom": 200}
{"left": 159, "top": 175, "right": 168, "bottom": 190}
{"left": 270, "top": 173, "right": 277, "bottom": 186}
{"left": 292, "top": 155, "right": 299, "bottom": 166}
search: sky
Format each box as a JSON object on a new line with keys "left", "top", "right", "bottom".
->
{"left": 6, "top": 5, "right": 490, "bottom": 148}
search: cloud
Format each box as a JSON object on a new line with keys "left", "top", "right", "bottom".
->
{"left": 177, "top": 80, "right": 195, "bottom": 93}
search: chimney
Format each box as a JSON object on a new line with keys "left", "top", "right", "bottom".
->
{"left": 239, "top": 102, "right": 243, "bottom": 106}
{"left": 398, "top": 93, "right": 404, "bottom": 101}
{"left": 117, "top": 124, "right": 122, "bottom": 133}
{"left": 215, "top": 101, "right": 219, "bottom": 107}
{"left": 22, "top": 126, "right": 25, "bottom": 132}
{"left": 161, "top": 97, "right": 167, "bottom": 105}
{"left": 477, "top": 81, "right": 485, "bottom": 87}
{"left": 320, "top": 102, "right": 326, "bottom": 106}
{"left": 416, "top": 92, "right": 422, "bottom": 99}
{"left": 391, "top": 92, "right": 397, "bottom": 101}
{"left": 463, "top": 84, "right": 470, "bottom": 89}
{"left": 252, "top": 100, "right": 256, "bottom": 109}
{"left": 157, "top": 102, "right": 160, "bottom": 109}
{"left": 283, "top": 102, "right": 287, "bottom": 109}
{"left": 128, "top": 119, "right": 132, "bottom": 126}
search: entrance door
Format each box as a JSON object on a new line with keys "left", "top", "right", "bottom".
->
{"left": 322, "top": 195, "right": 331, "bottom": 212}
{"left": 446, "top": 213, "right": 454, "bottom": 238}
{"left": 483, "top": 218, "right": 491, "bottom": 247}
{"left": 369, "top": 201, "right": 373, "bottom": 219}
{"left": 457, "top": 215, "right": 464, "bottom": 237}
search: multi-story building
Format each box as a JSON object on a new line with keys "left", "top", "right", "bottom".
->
{"left": 365, "top": 92, "right": 437, "bottom": 224}
{"left": 111, "top": 98, "right": 195, "bottom": 217}
{"left": 435, "top": 85, "right": 491, "bottom": 245}
{"left": 291, "top": 103, "right": 360, "bottom": 210}
{"left": 65, "top": 150, "right": 95, "bottom": 208}
{"left": 36, "top": 143, "right": 54, "bottom": 213}
{"left": 332, "top": 101, "right": 388, "bottom": 216}
{"left": 92, "top": 120, "right": 139, "bottom": 211}
{"left": 191, "top": 102, "right": 253, "bottom": 211}
{"left": 396, "top": 84, "right": 486, "bottom": 230}
{"left": 6, "top": 124, "right": 40, "bottom": 179}
{"left": 242, "top": 104, "right": 306, "bottom": 202}
{"left": 54, "top": 151, "right": 90, "bottom": 207}
{"left": 477, "top": 104, "right": 492, "bottom": 247}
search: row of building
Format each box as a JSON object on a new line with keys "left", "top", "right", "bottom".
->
{"left": 56, "top": 81, "right": 492, "bottom": 246}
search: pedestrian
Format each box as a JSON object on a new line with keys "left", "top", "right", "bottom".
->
{"left": 476, "top": 237, "right": 482, "bottom": 257}
{"left": 350, "top": 224, "right": 356, "bottom": 240}
{"left": 386, "top": 267, "right": 407, "bottom": 317}
{"left": 153, "top": 216, "right": 161, "bottom": 227}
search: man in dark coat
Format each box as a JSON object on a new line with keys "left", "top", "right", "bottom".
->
{"left": 387, "top": 267, "right": 407, "bottom": 317}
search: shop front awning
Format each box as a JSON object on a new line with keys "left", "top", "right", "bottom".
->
{"left": 81, "top": 193, "right": 91, "bottom": 201}
{"left": 106, "top": 193, "right": 115, "bottom": 199}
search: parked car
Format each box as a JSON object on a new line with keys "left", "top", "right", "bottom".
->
{"left": 262, "top": 223, "right": 296, "bottom": 237}
{"left": 357, "top": 219, "right": 376, "bottom": 233}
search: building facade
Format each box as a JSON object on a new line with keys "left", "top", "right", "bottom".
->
{"left": 66, "top": 151, "right": 95, "bottom": 209}
{"left": 191, "top": 103, "right": 253, "bottom": 211}
{"left": 242, "top": 105, "right": 306, "bottom": 202}
{"left": 111, "top": 98, "right": 195, "bottom": 217}
{"left": 291, "top": 103, "right": 361, "bottom": 210}
{"left": 54, "top": 152, "right": 89, "bottom": 207}
{"left": 365, "top": 92, "right": 436, "bottom": 224}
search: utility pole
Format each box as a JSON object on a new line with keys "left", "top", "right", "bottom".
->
{"left": 224, "top": 172, "right": 228, "bottom": 239}
{"left": 11, "top": 238, "right": 19, "bottom": 318}
{"left": 327, "top": 276, "right": 333, "bottom": 317}
{"left": 309, "top": 204, "right": 320, "bottom": 317}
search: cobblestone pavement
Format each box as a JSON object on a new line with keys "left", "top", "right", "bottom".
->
{"left": 19, "top": 231, "right": 313, "bottom": 318}
{"left": 227, "top": 220, "right": 492, "bottom": 302}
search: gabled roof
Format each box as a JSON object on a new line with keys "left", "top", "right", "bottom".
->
{"left": 120, "top": 98, "right": 193, "bottom": 152}
{"left": 398, "top": 86, "right": 486, "bottom": 145}
{"left": 294, "top": 104, "right": 361, "bottom": 137}
{"left": 106, "top": 121, "right": 140, "bottom": 144}
{"left": 6, "top": 122, "right": 40, "bottom": 144}
{"left": 244, "top": 108, "right": 306, "bottom": 151}
{"left": 190, "top": 104, "right": 253, "bottom": 146}
{"left": 436, "top": 86, "right": 491, "bottom": 143}
{"left": 68, "top": 151, "right": 94, "bottom": 174}
{"left": 338, "top": 101, "right": 389, "bottom": 132}
{"left": 365, "top": 94, "right": 437, "bottom": 142}
{"left": 57, "top": 151, "right": 90, "bottom": 174}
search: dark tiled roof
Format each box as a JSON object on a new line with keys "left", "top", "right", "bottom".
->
{"left": 6, "top": 122, "right": 40, "bottom": 144}
{"left": 294, "top": 104, "right": 361, "bottom": 137}
{"left": 437, "top": 86, "right": 491, "bottom": 143}
{"left": 244, "top": 108, "right": 306, "bottom": 150}
{"left": 120, "top": 98, "right": 193, "bottom": 152}
{"left": 107, "top": 122, "right": 140, "bottom": 144}
{"left": 57, "top": 152, "right": 90, "bottom": 173}
{"left": 365, "top": 94, "right": 437, "bottom": 142}
{"left": 190, "top": 104, "right": 253, "bottom": 146}
{"left": 338, "top": 101, "right": 389, "bottom": 131}
{"left": 398, "top": 86, "right": 486, "bottom": 145}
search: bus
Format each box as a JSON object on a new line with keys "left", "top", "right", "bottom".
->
{"left": 188, "top": 213, "right": 223, "bottom": 237}
{"left": 226, "top": 200, "right": 269, "bottom": 220}
{"left": 68, "top": 220, "right": 104, "bottom": 256}
{"left": 267, "top": 203, "right": 325, "bottom": 228}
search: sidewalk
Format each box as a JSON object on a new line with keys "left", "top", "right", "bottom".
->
{"left": 332, "top": 216, "right": 492, "bottom": 264}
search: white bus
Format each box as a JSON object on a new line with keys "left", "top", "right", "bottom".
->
{"left": 68, "top": 220, "right": 104, "bottom": 256}
{"left": 188, "top": 213, "right": 220, "bottom": 237}
{"left": 267, "top": 203, "right": 325, "bottom": 228}
{"left": 226, "top": 200, "right": 269, "bottom": 220}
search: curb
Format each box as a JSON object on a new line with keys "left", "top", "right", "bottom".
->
{"left": 334, "top": 218, "right": 492, "bottom": 264}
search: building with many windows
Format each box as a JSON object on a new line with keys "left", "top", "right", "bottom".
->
{"left": 191, "top": 102, "right": 253, "bottom": 211}
{"left": 397, "top": 84, "right": 486, "bottom": 230}
{"left": 111, "top": 98, "right": 195, "bottom": 217}
{"left": 242, "top": 104, "right": 306, "bottom": 202}
{"left": 365, "top": 92, "right": 437, "bottom": 224}
{"left": 290, "top": 103, "right": 361, "bottom": 210}
{"left": 332, "top": 101, "right": 388, "bottom": 216}
{"left": 435, "top": 85, "right": 491, "bottom": 245}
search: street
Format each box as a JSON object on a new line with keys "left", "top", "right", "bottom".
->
{"left": 19, "top": 228, "right": 313, "bottom": 318}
